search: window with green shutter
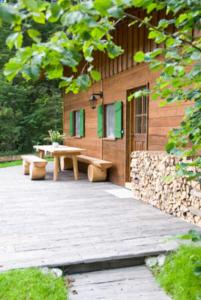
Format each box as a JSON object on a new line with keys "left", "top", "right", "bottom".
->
{"left": 100, "top": 101, "right": 123, "bottom": 139}
{"left": 70, "top": 109, "right": 85, "bottom": 137}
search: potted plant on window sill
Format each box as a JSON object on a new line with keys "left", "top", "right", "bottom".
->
{"left": 45, "top": 130, "right": 66, "bottom": 147}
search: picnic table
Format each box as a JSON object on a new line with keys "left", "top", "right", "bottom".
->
{"left": 33, "top": 145, "right": 85, "bottom": 181}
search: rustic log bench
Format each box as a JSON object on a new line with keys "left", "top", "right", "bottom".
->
{"left": 61, "top": 155, "right": 112, "bottom": 182}
{"left": 21, "top": 155, "right": 47, "bottom": 180}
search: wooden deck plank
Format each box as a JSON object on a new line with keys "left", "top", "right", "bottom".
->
{"left": 68, "top": 266, "right": 171, "bottom": 300}
{"left": 0, "top": 164, "right": 198, "bottom": 272}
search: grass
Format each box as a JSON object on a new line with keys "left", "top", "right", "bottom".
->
{"left": 0, "top": 268, "right": 67, "bottom": 300}
{"left": 0, "top": 160, "right": 22, "bottom": 168}
{"left": 156, "top": 244, "right": 201, "bottom": 300}
{"left": 0, "top": 157, "right": 53, "bottom": 168}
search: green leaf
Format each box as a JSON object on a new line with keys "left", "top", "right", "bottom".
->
{"left": 90, "top": 70, "right": 101, "bottom": 81}
{"left": 76, "top": 74, "right": 91, "bottom": 91}
{"left": 148, "top": 30, "right": 159, "bottom": 40}
{"left": 46, "top": 64, "right": 63, "bottom": 79}
{"left": 0, "top": 5, "right": 20, "bottom": 24}
{"left": 27, "top": 29, "right": 41, "bottom": 42}
{"left": 4, "top": 59, "right": 22, "bottom": 81}
{"left": 94, "top": 0, "right": 113, "bottom": 15}
{"left": 134, "top": 51, "right": 145, "bottom": 63}
{"left": 61, "top": 11, "right": 83, "bottom": 26}
{"left": 176, "top": 13, "right": 188, "bottom": 25}
{"left": 6, "top": 32, "right": 23, "bottom": 49}
{"left": 33, "top": 12, "right": 45, "bottom": 24}
{"left": 107, "top": 42, "right": 123, "bottom": 59}
{"left": 107, "top": 6, "right": 123, "bottom": 18}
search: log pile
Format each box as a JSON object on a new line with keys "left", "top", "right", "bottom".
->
{"left": 130, "top": 151, "right": 201, "bottom": 226}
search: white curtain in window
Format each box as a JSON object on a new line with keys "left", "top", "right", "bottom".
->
{"left": 75, "top": 111, "right": 80, "bottom": 136}
{"left": 106, "top": 104, "right": 115, "bottom": 138}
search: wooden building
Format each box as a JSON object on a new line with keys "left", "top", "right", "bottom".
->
{"left": 63, "top": 11, "right": 189, "bottom": 186}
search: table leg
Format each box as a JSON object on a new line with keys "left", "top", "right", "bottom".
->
{"left": 39, "top": 150, "right": 45, "bottom": 158}
{"left": 53, "top": 156, "right": 59, "bottom": 181}
{"left": 72, "top": 155, "right": 79, "bottom": 180}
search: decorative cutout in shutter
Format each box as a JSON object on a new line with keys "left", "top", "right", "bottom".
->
{"left": 97, "top": 104, "right": 103, "bottom": 138}
{"left": 80, "top": 109, "right": 85, "bottom": 137}
{"left": 69, "top": 111, "right": 74, "bottom": 136}
{"left": 115, "top": 101, "right": 123, "bottom": 138}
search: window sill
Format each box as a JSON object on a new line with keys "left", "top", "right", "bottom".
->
{"left": 102, "top": 137, "right": 116, "bottom": 141}
{"left": 73, "top": 136, "right": 82, "bottom": 139}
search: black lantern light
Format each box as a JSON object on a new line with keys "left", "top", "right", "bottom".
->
{"left": 89, "top": 92, "right": 103, "bottom": 109}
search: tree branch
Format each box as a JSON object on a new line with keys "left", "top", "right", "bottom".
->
{"left": 125, "top": 12, "right": 201, "bottom": 52}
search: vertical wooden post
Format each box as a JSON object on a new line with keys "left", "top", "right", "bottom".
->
{"left": 39, "top": 150, "right": 45, "bottom": 158}
{"left": 53, "top": 156, "right": 59, "bottom": 181}
{"left": 72, "top": 155, "right": 79, "bottom": 180}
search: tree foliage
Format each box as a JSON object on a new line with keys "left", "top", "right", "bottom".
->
{"left": 0, "top": 25, "right": 62, "bottom": 155}
{"left": 0, "top": 0, "right": 201, "bottom": 179}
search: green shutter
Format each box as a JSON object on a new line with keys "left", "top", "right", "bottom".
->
{"left": 97, "top": 104, "right": 103, "bottom": 138}
{"left": 69, "top": 111, "right": 74, "bottom": 136}
{"left": 115, "top": 101, "right": 123, "bottom": 138}
{"left": 79, "top": 108, "right": 85, "bottom": 137}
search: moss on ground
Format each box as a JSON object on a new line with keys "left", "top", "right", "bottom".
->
{"left": 157, "top": 245, "right": 201, "bottom": 300}
{"left": 0, "top": 268, "right": 67, "bottom": 300}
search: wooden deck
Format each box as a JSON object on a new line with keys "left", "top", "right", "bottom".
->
{"left": 0, "top": 163, "right": 197, "bottom": 273}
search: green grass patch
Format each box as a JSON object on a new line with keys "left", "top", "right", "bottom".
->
{"left": 0, "top": 160, "right": 22, "bottom": 168}
{"left": 0, "top": 268, "right": 67, "bottom": 300}
{"left": 157, "top": 245, "right": 201, "bottom": 300}
{"left": 0, "top": 157, "right": 53, "bottom": 168}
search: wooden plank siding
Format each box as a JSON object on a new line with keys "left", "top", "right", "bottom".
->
{"left": 63, "top": 11, "right": 190, "bottom": 186}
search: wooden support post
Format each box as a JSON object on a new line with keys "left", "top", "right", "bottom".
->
{"left": 72, "top": 155, "right": 79, "bottom": 180}
{"left": 53, "top": 156, "right": 59, "bottom": 181}
{"left": 23, "top": 160, "right": 30, "bottom": 175}
{"left": 38, "top": 150, "right": 45, "bottom": 158}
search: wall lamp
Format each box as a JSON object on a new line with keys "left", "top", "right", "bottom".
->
{"left": 89, "top": 91, "right": 103, "bottom": 109}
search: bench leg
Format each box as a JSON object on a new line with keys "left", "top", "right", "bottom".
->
{"left": 88, "top": 165, "right": 107, "bottom": 182}
{"left": 60, "top": 157, "right": 73, "bottom": 171}
{"left": 30, "top": 163, "right": 46, "bottom": 180}
{"left": 23, "top": 160, "right": 30, "bottom": 175}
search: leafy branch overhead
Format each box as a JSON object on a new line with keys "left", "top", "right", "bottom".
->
{"left": 0, "top": 0, "right": 201, "bottom": 180}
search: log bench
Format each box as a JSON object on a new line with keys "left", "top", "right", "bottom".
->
{"left": 21, "top": 155, "right": 47, "bottom": 180}
{"left": 61, "top": 155, "right": 113, "bottom": 182}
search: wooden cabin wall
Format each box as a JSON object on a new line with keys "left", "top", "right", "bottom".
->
{"left": 63, "top": 11, "right": 190, "bottom": 186}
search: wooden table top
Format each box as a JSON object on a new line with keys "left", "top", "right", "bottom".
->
{"left": 34, "top": 145, "right": 85, "bottom": 155}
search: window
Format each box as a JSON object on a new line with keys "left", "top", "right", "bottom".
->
{"left": 134, "top": 96, "right": 148, "bottom": 134}
{"left": 69, "top": 109, "right": 85, "bottom": 137}
{"left": 105, "top": 104, "right": 115, "bottom": 138}
{"left": 97, "top": 102, "right": 123, "bottom": 139}
{"left": 75, "top": 111, "right": 80, "bottom": 137}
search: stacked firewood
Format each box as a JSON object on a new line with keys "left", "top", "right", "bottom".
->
{"left": 130, "top": 151, "right": 201, "bottom": 226}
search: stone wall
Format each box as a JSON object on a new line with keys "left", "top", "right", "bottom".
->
{"left": 130, "top": 151, "right": 201, "bottom": 226}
